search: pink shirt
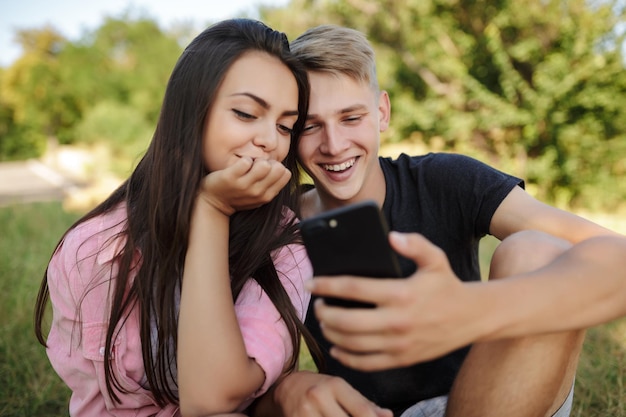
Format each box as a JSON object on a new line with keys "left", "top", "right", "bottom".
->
{"left": 46, "top": 204, "right": 312, "bottom": 416}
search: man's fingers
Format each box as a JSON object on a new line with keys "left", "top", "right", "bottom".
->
{"left": 307, "top": 232, "right": 450, "bottom": 308}
{"left": 389, "top": 232, "right": 449, "bottom": 271}
{"left": 328, "top": 347, "right": 402, "bottom": 372}
{"left": 307, "top": 273, "right": 406, "bottom": 309}
{"left": 319, "top": 322, "right": 394, "bottom": 353}
{"left": 313, "top": 298, "right": 392, "bottom": 334}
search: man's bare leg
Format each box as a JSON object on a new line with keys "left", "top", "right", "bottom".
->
{"left": 446, "top": 231, "right": 585, "bottom": 417}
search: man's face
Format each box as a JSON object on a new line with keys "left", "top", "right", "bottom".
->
{"left": 298, "top": 71, "right": 390, "bottom": 207}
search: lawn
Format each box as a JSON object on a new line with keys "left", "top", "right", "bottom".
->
{"left": 1, "top": 201, "right": 624, "bottom": 416}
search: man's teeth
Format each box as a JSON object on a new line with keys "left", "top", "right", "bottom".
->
{"left": 323, "top": 159, "right": 355, "bottom": 172}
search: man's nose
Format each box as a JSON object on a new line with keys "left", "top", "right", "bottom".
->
{"left": 320, "top": 125, "right": 349, "bottom": 155}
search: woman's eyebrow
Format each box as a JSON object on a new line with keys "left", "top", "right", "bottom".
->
{"left": 231, "top": 92, "right": 299, "bottom": 116}
{"left": 231, "top": 92, "right": 269, "bottom": 108}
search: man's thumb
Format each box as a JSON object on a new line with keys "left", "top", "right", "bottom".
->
{"left": 389, "top": 231, "right": 444, "bottom": 269}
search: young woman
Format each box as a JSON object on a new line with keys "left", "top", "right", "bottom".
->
{"left": 34, "top": 18, "right": 315, "bottom": 417}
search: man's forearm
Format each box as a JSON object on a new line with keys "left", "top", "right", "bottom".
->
{"left": 480, "top": 235, "right": 626, "bottom": 341}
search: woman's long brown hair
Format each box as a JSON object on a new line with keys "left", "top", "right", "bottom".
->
{"left": 34, "top": 18, "right": 320, "bottom": 407}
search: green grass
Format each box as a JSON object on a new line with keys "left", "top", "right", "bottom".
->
{"left": 0, "top": 202, "right": 78, "bottom": 417}
{"left": 1, "top": 202, "right": 625, "bottom": 416}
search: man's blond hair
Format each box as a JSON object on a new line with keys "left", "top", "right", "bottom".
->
{"left": 290, "top": 25, "right": 378, "bottom": 91}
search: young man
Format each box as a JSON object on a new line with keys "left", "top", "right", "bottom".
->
{"left": 253, "top": 25, "right": 626, "bottom": 417}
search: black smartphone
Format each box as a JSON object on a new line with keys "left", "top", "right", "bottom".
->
{"left": 299, "top": 200, "right": 403, "bottom": 308}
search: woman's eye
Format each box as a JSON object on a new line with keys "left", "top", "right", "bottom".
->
{"left": 233, "top": 109, "right": 255, "bottom": 120}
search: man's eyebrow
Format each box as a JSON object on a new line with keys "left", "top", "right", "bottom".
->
{"left": 339, "top": 104, "right": 368, "bottom": 114}
{"left": 307, "top": 104, "right": 368, "bottom": 120}
{"left": 231, "top": 92, "right": 299, "bottom": 116}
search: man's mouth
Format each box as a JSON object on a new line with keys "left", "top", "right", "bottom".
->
{"left": 322, "top": 158, "right": 356, "bottom": 172}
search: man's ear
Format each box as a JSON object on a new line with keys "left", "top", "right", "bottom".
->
{"left": 378, "top": 90, "right": 391, "bottom": 132}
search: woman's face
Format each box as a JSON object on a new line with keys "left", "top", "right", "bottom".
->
{"left": 203, "top": 51, "right": 300, "bottom": 172}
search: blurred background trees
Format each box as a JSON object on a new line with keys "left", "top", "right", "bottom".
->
{"left": 264, "top": 0, "right": 626, "bottom": 210}
{"left": 1, "top": 0, "right": 625, "bottom": 210}
{"left": 0, "top": 11, "right": 184, "bottom": 169}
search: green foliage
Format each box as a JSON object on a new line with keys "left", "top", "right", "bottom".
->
{"left": 0, "top": 12, "right": 184, "bottom": 165}
{"left": 264, "top": 0, "right": 626, "bottom": 210}
{"left": 0, "top": 1, "right": 624, "bottom": 209}
{"left": 75, "top": 100, "right": 153, "bottom": 170}
{"left": 88, "top": 14, "right": 182, "bottom": 122}
{"left": 0, "top": 95, "right": 46, "bottom": 161}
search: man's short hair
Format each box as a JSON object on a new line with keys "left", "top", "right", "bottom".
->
{"left": 290, "top": 25, "right": 379, "bottom": 91}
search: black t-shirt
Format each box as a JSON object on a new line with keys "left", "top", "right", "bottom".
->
{"left": 304, "top": 153, "right": 523, "bottom": 416}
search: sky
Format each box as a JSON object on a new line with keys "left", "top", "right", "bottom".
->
{"left": 0, "top": 0, "right": 290, "bottom": 67}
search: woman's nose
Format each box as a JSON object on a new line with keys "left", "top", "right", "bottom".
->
{"left": 253, "top": 125, "right": 279, "bottom": 152}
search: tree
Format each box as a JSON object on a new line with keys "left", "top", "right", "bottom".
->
{"left": 0, "top": 12, "right": 185, "bottom": 163}
{"left": 0, "top": 27, "right": 75, "bottom": 157}
{"left": 88, "top": 13, "right": 183, "bottom": 123}
{"left": 264, "top": 0, "right": 626, "bottom": 209}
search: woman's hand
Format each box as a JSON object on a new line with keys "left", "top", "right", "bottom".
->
{"left": 199, "top": 157, "right": 291, "bottom": 216}
{"left": 252, "top": 371, "right": 392, "bottom": 417}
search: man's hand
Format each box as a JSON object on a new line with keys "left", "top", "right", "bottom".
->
{"left": 307, "top": 232, "right": 486, "bottom": 370}
{"left": 254, "top": 371, "right": 392, "bottom": 417}
{"left": 199, "top": 157, "right": 291, "bottom": 216}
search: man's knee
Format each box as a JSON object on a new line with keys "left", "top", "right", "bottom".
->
{"left": 489, "top": 230, "right": 572, "bottom": 279}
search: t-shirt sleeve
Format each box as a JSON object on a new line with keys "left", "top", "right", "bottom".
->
{"left": 233, "top": 243, "right": 313, "bottom": 402}
{"left": 414, "top": 153, "right": 523, "bottom": 237}
{"left": 454, "top": 155, "right": 522, "bottom": 235}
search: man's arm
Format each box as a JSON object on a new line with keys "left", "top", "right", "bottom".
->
{"left": 489, "top": 186, "right": 619, "bottom": 244}
{"left": 305, "top": 187, "right": 626, "bottom": 371}
{"left": 482, "top": 186, "right": 626, "bottom": 334}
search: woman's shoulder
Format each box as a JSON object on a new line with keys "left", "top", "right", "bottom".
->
{"left": 54, "top": 203, "right": 129, "bottom": 269}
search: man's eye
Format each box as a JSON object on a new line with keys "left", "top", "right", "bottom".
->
{"left": 233, "top": 109, "right": 255, "bottom": 120}
{"left": 344, "top": 115, "right": 362, "bottom": 123}
{"left": 302, "top": 124, "right": 320, "bottom": 135}
{"left": 278, "top": 124, "right": 293, "bottom": 135}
